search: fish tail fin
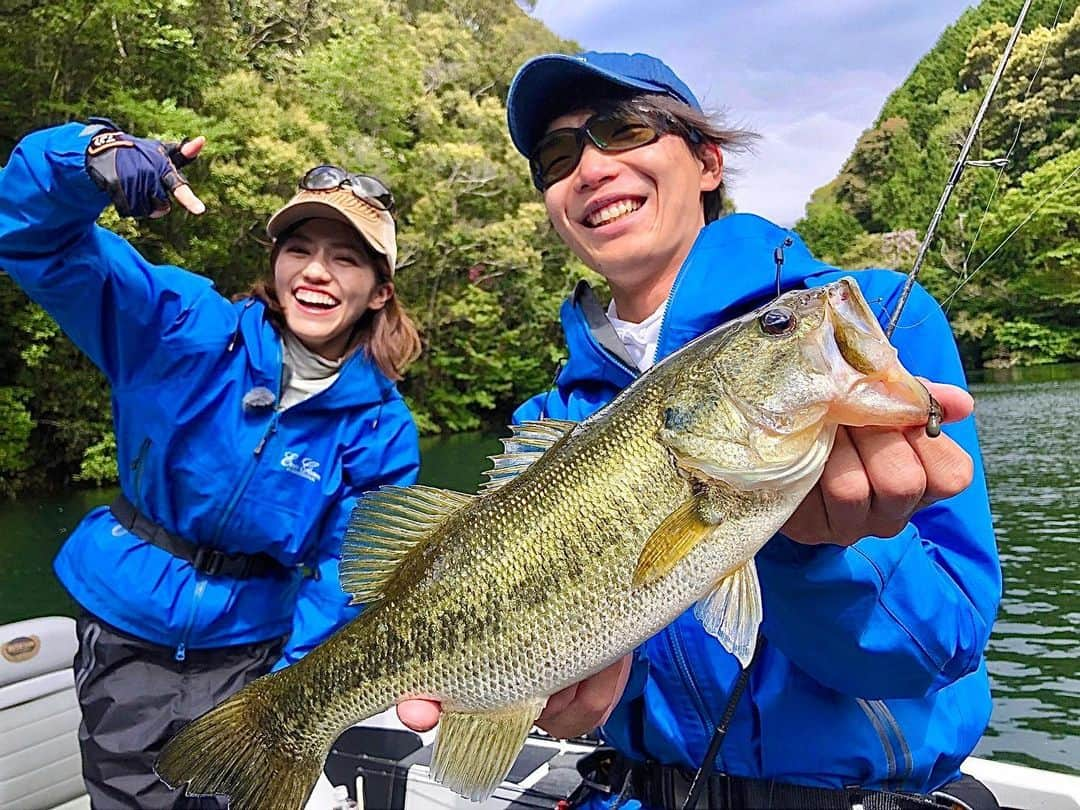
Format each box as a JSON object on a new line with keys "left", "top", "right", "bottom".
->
{"left": 155, "top": 671, "right": 325, "bottom": 810}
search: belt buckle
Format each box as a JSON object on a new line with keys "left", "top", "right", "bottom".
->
{"left": 193, "top": 547, "right": 227, "bottom": 576}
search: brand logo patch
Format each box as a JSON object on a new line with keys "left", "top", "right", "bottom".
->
{"left": 280, "top": 451, "right": 321, "bottom": 482}
{"left": 2, "top": 635, "right": 40, "bottom": 664}
{"left": 86, "top": 131, "right": 134, "bottom": 156}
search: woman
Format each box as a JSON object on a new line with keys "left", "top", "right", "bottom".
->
{"left": 400, "top": 51, "right": 1001, "bottom": 810}
{"left": 0, "top": 119, "right": 422, "bottom": 808}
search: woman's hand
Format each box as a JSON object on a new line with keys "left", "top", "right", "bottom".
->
{"left": 170, "top": 138, "right": 206, "bottom": 215}
{"left": 781, "top": 381, "right": 976, "bottom": 545}
{"left": 396, "top": 655, "right": 632, "bottom": 739}
{"left": 84, "top": 121, "right": 206, "bottom": 217}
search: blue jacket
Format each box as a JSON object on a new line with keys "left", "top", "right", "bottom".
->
{"left": 515, "top": 214, "right": 1001, "bottom": 796}
{"left": 0, "top": 123, "right": 420, "bottom": 665}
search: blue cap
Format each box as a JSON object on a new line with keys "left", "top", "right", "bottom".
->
{"left": 507, "top": 51, "right": 702, "bottom": 158}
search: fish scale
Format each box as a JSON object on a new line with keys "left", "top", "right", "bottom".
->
{"left": 157, "top": 278, "right": 935, "bottom": 809}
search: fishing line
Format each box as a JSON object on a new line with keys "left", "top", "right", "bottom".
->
{"left": 773, "top": 237, "right": 793, "bottom": 299}
{"left": 959, "top": 0, "right": 1068, "bottom": 278}
{"left": 891, "top": 161, "right": 1080, "bottom": 333}
{"left": 889, "top": 0, "right": 1075, "bottom": 333}
{"left": 939, "top": 163, "right": 1080, "bottom": 312}
{"left": 885, "top": 0, "right": 1033, "bottom": 337}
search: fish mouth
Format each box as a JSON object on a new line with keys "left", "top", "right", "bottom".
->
{"left": 822, "top": 279, "right": 931, "bottom": 427}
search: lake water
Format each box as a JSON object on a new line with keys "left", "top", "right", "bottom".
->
{"left": 1, "top": 367, "right": 1077, "bottom": 775}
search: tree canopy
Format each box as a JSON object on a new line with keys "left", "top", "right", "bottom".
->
{"left": 0, "top": 0, "right": 592, "bottom": 494}
{"left": 2, "top": 0, "right": 1076, "bottom": 495}
{"left": 796, "top": 0, "right": 1080, "bottom": 371}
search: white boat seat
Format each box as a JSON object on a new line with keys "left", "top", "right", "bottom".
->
{"left": 0, "top": 616, "right": 88, "bottom": 810}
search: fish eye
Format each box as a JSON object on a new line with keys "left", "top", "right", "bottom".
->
{"left": 759, "top": 306, "right": 796, "bottom": 336}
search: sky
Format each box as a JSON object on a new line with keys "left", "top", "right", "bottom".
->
{"left": 529, "top": 1, "right": 977, "bottom": 226}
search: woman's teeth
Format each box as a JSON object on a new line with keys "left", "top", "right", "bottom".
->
{"left": 586, "top": 199, "right": 642, "bottom": 227}
{"left": 295, "top": 290, "right": 339, "bottom": 308}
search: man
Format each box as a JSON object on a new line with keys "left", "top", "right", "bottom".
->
{"left": 401, "top": 51, "right": 1001, "bottom": 810}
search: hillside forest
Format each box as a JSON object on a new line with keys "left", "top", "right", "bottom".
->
{"left": 1, "top": 0, "right": 1077, "bottom": 495}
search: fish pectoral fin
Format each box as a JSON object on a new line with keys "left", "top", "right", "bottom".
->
{"left": 341, "top": 485, "right": 475, "bottom": 605}
{"left": 694, "top": 558, "right": 763, "bottom": 668}
{"left": 430, "top": 699, "right": 545, "bottom": 802}
{"left": 633, "top": 495, "right": 716, "bottom": 588}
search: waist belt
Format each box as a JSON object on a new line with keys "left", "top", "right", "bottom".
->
{"left": 578, "top": 751, "right": 976, "bottom": 810}
{"left": 109, "top": 494, "right": 290, "bottom": 579}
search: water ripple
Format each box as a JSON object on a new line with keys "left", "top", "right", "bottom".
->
{"left": 971, "top": 375, "right": 1080, "bottom": 774}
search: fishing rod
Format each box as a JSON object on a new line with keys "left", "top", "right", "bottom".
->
{"left": 885, "top": 0, "right": 1034, "bottom": 338}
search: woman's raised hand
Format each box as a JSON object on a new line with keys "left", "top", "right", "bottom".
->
{"left": 84, "top": 119, "right": 206, "bottom": 218}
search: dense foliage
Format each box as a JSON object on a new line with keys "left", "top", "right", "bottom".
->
{"left": 796, "top": 0, "right": 1080, "bottom": 371}
{"left": 2, "top": 0, "right": 1076, "bottom": 495}
{"left": 0, "top": 0, "right": 599, "bottom": 494}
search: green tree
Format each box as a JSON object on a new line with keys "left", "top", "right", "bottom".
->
{"left": 0, "top": 0, "right": 583, "bottom": 495}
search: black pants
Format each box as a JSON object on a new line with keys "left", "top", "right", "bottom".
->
{"left": 73, "top": 612, "right": 284, "bottom": 810}
{"left": 576, "top": 750, "right": 1001, "bottom": 810}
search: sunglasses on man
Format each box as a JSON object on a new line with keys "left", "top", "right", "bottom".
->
{"left": 529, "top": 112, "right": 701, "bottom": 192}
{"left": 299, "top": 165, "right": 396, "bottom": 214}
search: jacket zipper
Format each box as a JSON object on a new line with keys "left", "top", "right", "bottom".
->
{"left": 130, "top": 437, "right": 152, "bottom": 512}
{"left": 665, "top": 626, "right": 716, "bottom": 753}
{"left": 176, "top": 344, "right": 287, "bottom": 662}
{"left": 173, "top": 413, "right": 280, "bottom": 661}
{"left": 649, "top": 255, "right": 691, "bottom": 369}
{"left": 174, "top": 578, "right": 206, "bottom": 662}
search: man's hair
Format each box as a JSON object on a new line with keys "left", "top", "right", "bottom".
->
{"left": 241, "top": 231, "right": 422, "bottom": 380}
{"left": 543, "top": 81, "right": 759, "bottom": 222}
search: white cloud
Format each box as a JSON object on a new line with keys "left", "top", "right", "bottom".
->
{"left": 528, "top": 0, "right": 976, "bottom": 225}
{"left": 728, "top": 112, "right": 866, "bottom": 226}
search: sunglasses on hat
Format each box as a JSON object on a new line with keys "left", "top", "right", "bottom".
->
{"left": 529, "top": 112, "right": 701, "bottom": 192}
{"left": 299, "top": 165, "right": 396, "bottom": 214}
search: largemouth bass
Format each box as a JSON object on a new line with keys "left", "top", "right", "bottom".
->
{"left": 157, "top": 278, "right": 936, "bottom": 809}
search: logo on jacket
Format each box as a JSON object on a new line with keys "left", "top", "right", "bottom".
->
{"left": 280, "top": 451, "right": 322, "bottom": 482}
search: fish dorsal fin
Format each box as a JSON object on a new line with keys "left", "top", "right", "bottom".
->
{"left": 695, "top": 558, "right": 763, "bottom": 668}
{"left": 341, "top": 485, "right": 475, "bottom": 605}
{"left": 479, "top": 419, "right": 577, "bottom": 494}
{"left": 430, "top": 699, "right": 545, "bottom": 801}
{"left": 633, "top": 495, "right": 715, "bottom": 588}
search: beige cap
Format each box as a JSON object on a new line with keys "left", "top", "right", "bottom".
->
{"left": 266, "top": 188, "right": 397, "bottom": 275}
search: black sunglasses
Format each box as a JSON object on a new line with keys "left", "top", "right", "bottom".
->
{"left": 299, "top": 165, "right": 396, "bottom": 214}
{"left": 529, "top": 113, "right": 669, "bottom": 191}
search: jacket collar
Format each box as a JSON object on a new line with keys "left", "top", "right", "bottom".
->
{"left": 236, "top": 298, "right": 395, "bottom": 410}
{"left": 556, "top": 213, "right": 836, "bottom": 391}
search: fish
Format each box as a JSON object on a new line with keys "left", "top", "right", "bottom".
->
{"left": 156, "top": 277, "right": 934, "bottom": 809}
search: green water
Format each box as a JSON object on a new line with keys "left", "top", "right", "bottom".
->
{"left": 1, "top": 369, "right": 1077, "bottom": 775}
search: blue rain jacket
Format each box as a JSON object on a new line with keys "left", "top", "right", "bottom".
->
{"left": 514, "top": 214, "right": 1001, "bottom": 798}
{"left": 0, "top": 123, "right": 420, "bottom": 665}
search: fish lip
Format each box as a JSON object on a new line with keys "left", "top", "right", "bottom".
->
{"left": 822, "top": 283, "right": 931, "bottom": 424}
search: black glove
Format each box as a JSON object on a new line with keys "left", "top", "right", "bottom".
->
{"left": 84, "top": 117, "right": 196, "bottom": 218}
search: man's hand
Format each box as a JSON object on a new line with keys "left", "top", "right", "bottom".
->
{"left": 396, "top": 655, "right": 632, "bottom": 739}
{"left": 84, "top": 119, "right": 206, "bottom": 218}
{"left": 782, "top": 381, "right": 976, "bottom": 545}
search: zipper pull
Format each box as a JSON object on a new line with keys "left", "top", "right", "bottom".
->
{"left": 253, "top": 416, "right": 279, "bottom": 456}
{"left": 175, "top": 642, "right": 186, "bottom": 662}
